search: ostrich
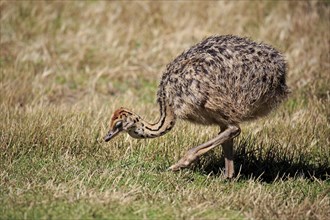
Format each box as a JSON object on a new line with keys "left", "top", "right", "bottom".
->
{"left": 104, "top": 35, "right": 289, "bottom": 178}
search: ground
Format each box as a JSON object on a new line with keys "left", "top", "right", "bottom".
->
{"left": 0, "top": 1, "right": 329, "bottom": 219}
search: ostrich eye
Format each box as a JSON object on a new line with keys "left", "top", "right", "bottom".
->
{"left": 114, "top": 121, "right": 123, "bottom": 129}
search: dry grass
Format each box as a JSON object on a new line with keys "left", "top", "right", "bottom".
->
{"left": 1, "top": 1, "right": 329, "bottom": 219}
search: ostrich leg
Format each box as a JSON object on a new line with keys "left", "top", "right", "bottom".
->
{"left": 169, "top": 125, "right": 240, "bottom": 178}
{"left": 222, "top": 139, "right": 234, "bottom": 178}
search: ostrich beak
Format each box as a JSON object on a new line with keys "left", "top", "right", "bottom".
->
{"left": 104, "top": 129, "right": 120, "bottom": 142}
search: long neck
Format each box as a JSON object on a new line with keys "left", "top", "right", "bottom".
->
{"left": 128, "top": 92, "right": 176, "bottom": 139}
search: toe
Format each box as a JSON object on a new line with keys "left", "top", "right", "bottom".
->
{"left": 168, "top": 164, "right": 181, "bottom": 171}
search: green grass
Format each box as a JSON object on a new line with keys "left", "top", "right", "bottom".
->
{"left": 1, "top": 1, "right": 329, "bottom": 219}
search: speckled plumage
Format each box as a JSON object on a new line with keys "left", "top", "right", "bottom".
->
{"left": 158, "top": 35, "right": 289, "bottom": 126}
{"left": 105, "top": 35, "right": 289, "bottom": 178}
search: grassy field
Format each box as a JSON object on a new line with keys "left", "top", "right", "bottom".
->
{"left": 1, "top": 1, "right": 329, "bottom": 219}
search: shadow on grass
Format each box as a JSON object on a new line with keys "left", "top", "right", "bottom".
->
{"left": 196, "top": 136, "right": 330, "bottom": 183}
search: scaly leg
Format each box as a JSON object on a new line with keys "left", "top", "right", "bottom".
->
{"left": 222, "top": 139, "right": 234, "bottom": 178}
{"left": 169, "top": 125, "right": 240, "bottom": 176}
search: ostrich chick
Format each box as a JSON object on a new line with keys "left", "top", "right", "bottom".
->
{"left": 104, "top": 35, "right": 289, "bottom": 178}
